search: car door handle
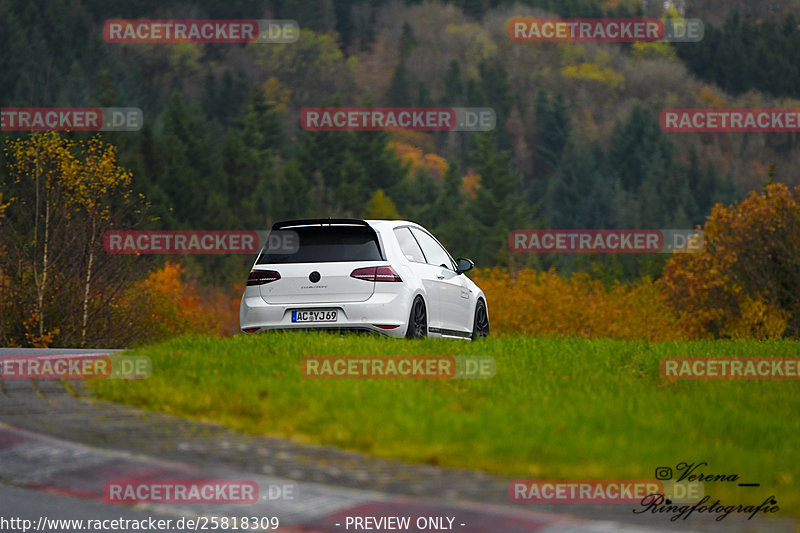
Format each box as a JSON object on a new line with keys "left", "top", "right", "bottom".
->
{"left": 437, "top": 275, "right": 445, "bottom": 279}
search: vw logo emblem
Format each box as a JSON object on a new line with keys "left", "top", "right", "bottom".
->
{"left": 309, "top": 271, "right": 321, "bottom": 283}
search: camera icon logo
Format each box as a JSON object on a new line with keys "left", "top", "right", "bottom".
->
{"left": 655, "top": 467, "right": 673, "bottom": 480}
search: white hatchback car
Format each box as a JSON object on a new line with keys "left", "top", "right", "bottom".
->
{"left": 240, "top": 219, "right": 489, "bottom": 339}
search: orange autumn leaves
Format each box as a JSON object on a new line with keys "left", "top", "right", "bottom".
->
{"left": 118, "top": 262, "right": 240, "bottom": 344}
{"left": 390, "top": 140, "right": 448, "bottom": 180}
{"left": 661, "top": 182, "right": 800, "bottom": 339}
{"left": 476, "top": 183, "right": 799, "bottom": 340}
{"left": 472, "top": 269, "right": 687, "bottom": 341}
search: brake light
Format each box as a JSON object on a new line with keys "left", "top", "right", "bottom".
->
{"left": 350, "top": 266, "right": 402, "bottom": 282}
{"left": 247, "top": 269, "right": 281, "bottom": 286}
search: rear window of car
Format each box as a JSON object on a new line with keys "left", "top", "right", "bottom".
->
{"left": 256, "top": 226, "right": 383, "bottom": 264}
{"left": 393, "top": 227, "right": 426, "bottom": 263}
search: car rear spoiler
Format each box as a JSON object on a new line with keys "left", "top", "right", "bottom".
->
{"left": 272, "top": 218, "right": 369, "bottom": 230}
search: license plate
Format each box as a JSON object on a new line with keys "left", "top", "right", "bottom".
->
{"left": 292, "top": 310, "right": 337, "bottom": 323}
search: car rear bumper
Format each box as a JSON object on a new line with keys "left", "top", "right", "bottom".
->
{"left": 240, "top": 291, "right": 412, "bottom": 338}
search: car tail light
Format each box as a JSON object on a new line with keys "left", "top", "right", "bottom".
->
{"left": 350, "top": 266, "right": 402, "bottom": 282}
{"left": 247, "top": 269, "right": 281, "bottom": 286}
{"left": 374, "top": 324, "right": 400, "bottom": 329}
{"left": 242, "top": 327, "right": 260, "bottom": 333}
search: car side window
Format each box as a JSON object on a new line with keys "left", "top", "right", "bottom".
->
{"left": 394, "top": 227, "right": 426, "bottom": 263}
{"left": 410, "top": 228, "right": 455, "bottom": 270}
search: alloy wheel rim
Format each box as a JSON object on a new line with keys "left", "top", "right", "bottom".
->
{"left": 476, "top": 303, "right": 489, "bottom": 336}
{"left": 413, "top": 299, "right": 426, "bottom": 337}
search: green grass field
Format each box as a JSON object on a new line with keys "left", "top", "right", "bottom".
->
{"left": 90, "top": 333, "right": 800, "bottom": 513}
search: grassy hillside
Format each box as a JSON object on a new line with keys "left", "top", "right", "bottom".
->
{"left": 90, "top": 332, "right": 800, "bottom": 512}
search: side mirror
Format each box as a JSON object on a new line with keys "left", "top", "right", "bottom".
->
{"left": 456, "top": 257, "right": 474, "bottom": 274}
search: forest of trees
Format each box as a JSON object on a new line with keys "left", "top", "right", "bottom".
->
{"left": 2, "top": 0, "right": 800, "bottom": 345}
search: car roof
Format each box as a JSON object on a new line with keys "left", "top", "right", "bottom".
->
{"left": 271, "top": 218, "right": 427, "bottom": 233}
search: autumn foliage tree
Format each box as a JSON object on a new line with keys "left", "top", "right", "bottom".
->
{"left": 2, "top": 133, "right": 75, "bottom": 346}
{"left": 660, "top": 183, "right": 800, "bottom": 339}
{"left": 61, "top": 137, "right": 139, "bottom": 345}
{"left": 1, "top": 133, "right": 147, "bottom": 347}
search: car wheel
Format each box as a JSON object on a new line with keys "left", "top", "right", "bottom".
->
{"left": 471, "top": 299, "right": 489, "bottom": 340}
{"left": 406, "top": 297, "right": 427, "bottom": 338}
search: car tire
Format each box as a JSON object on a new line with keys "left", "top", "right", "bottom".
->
{"left": 471, "top": 299, "right": 489, "bottom": 340}
{"left": 406, "top": 296, "right": 427, "bottom": 339}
